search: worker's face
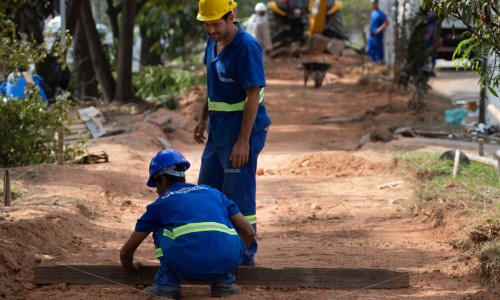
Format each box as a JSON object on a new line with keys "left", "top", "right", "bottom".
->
{"left": 203, "top": 14, "right": 234, "bottom": 42}
{"left": 372, "top": 2, "right": 378, "bottom": 10}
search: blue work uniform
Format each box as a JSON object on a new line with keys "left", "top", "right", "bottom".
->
{"left": 199, "top": 23, "right": 271, "bottom": 266}
{"left": 135, "top": 182, "right": 245, "bottom": 292}
{"left": 5, "top": 73, "right": 48, "bottom": 107}
{"left": 367, "top": 9, "right": 387, "bottom": 63}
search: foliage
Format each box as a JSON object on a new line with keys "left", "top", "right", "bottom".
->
{"left": 135, "top": 1, "right": 206, "bottom": 61}
{"left": 0, "top": 0, "right": 71, "bottom": 72}
{"left": 0, "top": 92, "right": 86, "bottom": 167}
{"left": 133, "top": 65, "right": 203, "bottom": 109}
{"left": 424, "top": 0, "right": 500, "bottom": 95}
{"left": 342, "top": 0, "right": 373, "bottom": 37}
{"left": 395, "top": 151, "right": 500, "bottom": 210}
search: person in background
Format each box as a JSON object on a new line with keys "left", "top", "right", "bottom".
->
{"left": 194, "top": 0, "right": 272, "bottom": 267}
{"left": 423, "top": 6, "right": 438, "bottom": 75}
{"left": 120, "top": 149, "right": 255, "bottom": 299}
{"left": 245, "top": 2, "right": 273, "bottom": 60}
{"left": 3, "top": 68, "right": 49, "bottom": 106}
{"left": 367, "top": 0, "right": 389, "bottom": 63}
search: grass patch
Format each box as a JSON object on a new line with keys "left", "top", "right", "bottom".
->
{"left": 395, "top": 151, "right": 500, "bottom": 283}
{"left": 394, "top": 151, "right": 500, "bottom": 211}
{"left": 0, "top": 184, "right": 22, "bottom": 199}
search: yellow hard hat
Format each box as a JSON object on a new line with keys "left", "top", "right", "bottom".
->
{"left": 197, "top": 0, "right": 238, "bottom": 22}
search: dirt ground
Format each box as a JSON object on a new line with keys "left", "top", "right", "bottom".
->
{"left": 1, "top": 53, "right": 498, "bottom": 299}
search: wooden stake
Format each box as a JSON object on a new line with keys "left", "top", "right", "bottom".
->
{"left": 58, "top": 127, "right": 64, "bottom": 165}
{"left": 453, "top": 149, "right": 460, "bottom": 178}
{"left": 478, "top": 138, "right": 484, "bottom": 157}
{"left": 4, "top": 170, "right": 11, "bottom": 206}
{"left": 496, "top": 151, "right": 500, "bottom": 185}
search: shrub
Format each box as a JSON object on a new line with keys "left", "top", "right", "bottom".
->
{"left": 0, "top": 92, "right": 85, "bottom": 167}
{"left": 133, "top": 65, "right": 203, "bottom": 109}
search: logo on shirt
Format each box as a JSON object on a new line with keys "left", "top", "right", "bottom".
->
{"left": 219, "top": 76, "right": 234, "bottom": 83}
{"left": 166, "top": 185, "right": 209, "bottom": 197}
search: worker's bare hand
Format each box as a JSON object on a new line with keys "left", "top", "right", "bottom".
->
{"left": 132, "top": 260, "right": 142, "bottom": 276}
{"left": 194, "top": 123, "right": 207, "bottom": 144}
{"left": 230, "top": 140, "right": 249, "bottom": 169}
{"left": 124, "top": 260, "right": 142, "bottom": 278}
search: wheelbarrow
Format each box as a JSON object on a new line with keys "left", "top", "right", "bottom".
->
{"left": 302, "top": 61, "right": 330, "bottom": 88}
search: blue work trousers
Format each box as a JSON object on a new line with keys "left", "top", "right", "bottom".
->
{"left": 367, "top": 35, "right": 384, "bottom": 63}
{"left": 155, "top": 257, "right": 235, "bottom": 291}
{"left": 198, "top": 130, "right": 267, "bottom": 265}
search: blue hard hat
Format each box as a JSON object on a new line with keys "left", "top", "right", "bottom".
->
{"left": 147, "top": 149, "right": 191, "bottom": 187}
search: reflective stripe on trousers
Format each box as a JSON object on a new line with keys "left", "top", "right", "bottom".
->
{"left": 208, "top": 88, "right": 264, "bottom": 112}
{"left": 163, "top": 222, "right": 238, "bottom": 240}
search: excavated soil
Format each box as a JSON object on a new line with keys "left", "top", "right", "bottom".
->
{"left": 1, "top": 54, "right": 498, "bottom": 299}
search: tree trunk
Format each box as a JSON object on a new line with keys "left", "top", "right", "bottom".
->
{"left": 66, "top": 0, "right": 84, "bottom": 36}
{"left": 115, "top": 0, "right": 136, "bottom": 102}
{"left": 73, "top": 21, "right": 99, "bottom": 102}
{"left": 105, "top": 0, "right": 120, "bottom": 42}
{"left": 140, "top": 24, "right": 162, "bottom": 68}
{"left": 80, "top": 0, "right": 115, "bottom": 103}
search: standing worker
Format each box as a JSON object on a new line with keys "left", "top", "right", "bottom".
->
{"left": 367, "top": 0, "right": 389, "bottom": 63}
{"left": 120, "top": 149, "right": 256, "bottom": 299}
{"left": 245, "top": 2, "right": 273, "bottom": 59}
{"left": 194, "top": 0, "right": 272, "bottom": 267}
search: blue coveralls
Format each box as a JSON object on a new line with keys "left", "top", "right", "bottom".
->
{"left": 135, "top": 183, "right": 245, "bottom": 292}
{"left": 199, "top": 24, "right": 271, "bottom": 266}
{"left": 367, "top": 9, "right": 387, "bottom": 63}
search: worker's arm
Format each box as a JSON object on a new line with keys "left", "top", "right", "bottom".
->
{"left": 22, "top": 71, "right": 35, "bottom": 87}
{"left": 194, "top": 98, "right": 209, "bottom": 144}
{"left": 374, "top": 19, "right": 389, "bottom": 35}
{"left": 120, "top": 231, "right": 149, "bottom": 275}
{"left": 231, "top": 85, "right": 260, "bottom": 168}
{"left": 230, "top": 213, "right": 256, "bottom": 249}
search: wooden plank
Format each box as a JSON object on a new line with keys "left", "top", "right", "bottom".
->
{"left": 34, "top": 265, "right": 408, "bottom": 289}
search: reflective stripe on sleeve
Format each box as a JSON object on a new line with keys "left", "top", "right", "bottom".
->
{"left": 163, "top": 222, "right": 238, "bottom": 240}
{"left": 208, "top": 88, "right": 264, "bottom": 112}
{"left": 244, "top": 214, "right": 257, "bottom": 225}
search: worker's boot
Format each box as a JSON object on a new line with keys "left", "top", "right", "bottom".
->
{"left": 210, "top": 283, "right": 241, "bottom": 298}
{"left": 143, "top": 286, "right": 181, "bottom": 299}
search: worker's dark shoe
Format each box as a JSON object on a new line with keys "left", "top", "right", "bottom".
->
{"left": 210, "top": 284, "right": 241, "bottom": 298}
{"left": 143, "top": 286, "right": 181, "bottom": 299}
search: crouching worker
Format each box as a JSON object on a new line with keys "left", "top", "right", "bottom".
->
{"left": 120, "top": 149, "right": 256, "bottom": 299}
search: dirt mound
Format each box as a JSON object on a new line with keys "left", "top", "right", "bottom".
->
{"left": 280, "top": 151, "right": 386, "bottom": 177}
{"left": 0, "top": 207, "right": 100, "bottom": 294}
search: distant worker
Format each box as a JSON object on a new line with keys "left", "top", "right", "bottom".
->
{"left": 120, "top": 149, "right": 256, "bottom": 299}
{"left": 194, "top": 0, "right": 272, "bottom": 267}
{"left": 1, "top": 68, "right": 49, "bottom": 107}
{"left": 423, "top": 6, "right": 438, "bottom": 75}
{"left": 245, "top": 2, "right": 273, "bottom": 58}
{"left": 367, "top": 0, "right": 389, "bottom": 63}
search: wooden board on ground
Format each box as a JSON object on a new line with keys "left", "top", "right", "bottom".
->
{"left": 34, "top": 265, "right": 409, "bottom": 289}
{"left": 64, "top": 119, "right": 91, "bottom": 145}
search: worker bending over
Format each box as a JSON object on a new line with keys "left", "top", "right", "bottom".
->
{"left": 120, "top": 149, "right": 255, "bottom": 299}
